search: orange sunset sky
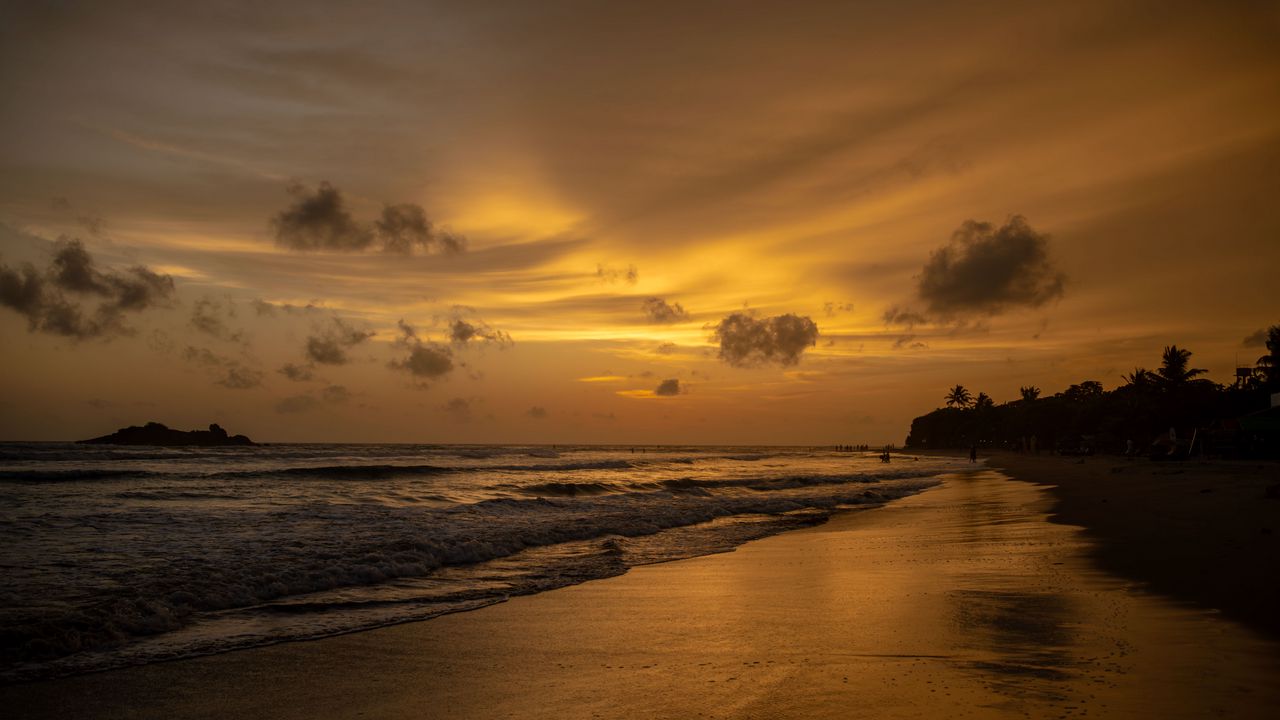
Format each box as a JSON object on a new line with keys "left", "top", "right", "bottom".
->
{"left": 1, "top": 0, "right": 1278, "bottom": 443}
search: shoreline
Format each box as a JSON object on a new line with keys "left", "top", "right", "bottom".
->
{"left": 5, "top": 468, "right": 1279, "bottom": 718}
{"left": 987, "top": 453, "right": 1280, "bottom": 640}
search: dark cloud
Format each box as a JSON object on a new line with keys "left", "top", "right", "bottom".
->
{"left": 596, "top": 263, "right": 638, "bottom": 285}
{"left": 892, "top": 334, "right": 928, "bottom": 350}
{"left": 916, "top": 215, "right": 1065, "bottom": 317}
{"left": 435, "top": 230, "right": 467, "bottom": 255}
{"left": 278, "top": 363, "right": 314, "bottom": 381}
{"left": 272, "top": 182, "right": 373, "bottom": 252}
{"left": 654, "top": 378, "right": 682, "bottom": 396}
{"left": 389, "top": 319, "right": 455, "bottom": 379}
{"left": 882, "top": 306, "right": 928, "bottom": 328}
{"left": 713, "top": 312, "right": 819, "bottom": 367}
{"left": 823, "top": 301, "right": 854, "bottom": 317}
{"left": 641, "top": 297, "right": 688, "bottom": 324}
{"left": 218, "top": 366, "right": 264, "bottom": 390}
{"left": 49, "top": 239, "right": 105, "bottom": 294}
{"left": 448, "top": 316, "right": 512, "bottom": 346}
{"left": 0, "top": 238, "right": 175, "bottom": 339}
{"left": 272, "top": 183, "right": 466, "bottom": 255}
{"left": 252, "top": 298, "right": 325, "bottom": 317}
{"left": 526, "top": 405, "right": 549, "bottom": 419}
{"left": 181, "top": 345, "right": 262, "bottom": 389}
{"left": 190, "top": 297, "right": 244, "bottom": 343}
{"left": 375, "top": 204, "right": 465, "bottom": 255}
{"left": 376, "top": 203, "right": 432, "bottom": 254}
{"left": 304, "top": 317, "right": 374, "bottom": 365}
{"left": 1243, "top": 329, "right": 1268, "bottom": 347}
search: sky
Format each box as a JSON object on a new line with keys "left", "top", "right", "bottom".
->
{"left": 1, "top": 0, "right": 1278, "bottom": 444}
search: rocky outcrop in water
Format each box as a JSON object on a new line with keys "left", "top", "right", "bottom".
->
{"left": 79, "top": 422, "right": 255, "bottom": 446}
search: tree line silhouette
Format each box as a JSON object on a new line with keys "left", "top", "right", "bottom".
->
{"left": 905, "top": 326, "right": 1280, "bottom": 457}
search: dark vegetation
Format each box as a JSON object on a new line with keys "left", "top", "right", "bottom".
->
{"left": 906, "top": 326, "right": 1280, "bottom": 457}
{"left": 80, "top": 422, "right": 254, "bottom": 446}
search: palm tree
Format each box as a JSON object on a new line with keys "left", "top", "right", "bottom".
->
{"left": 945, "top": 385, "right": 973, "bottom": 408}
{"left": 1123, "top": 367, "right": 1156, "bottom": 388}
{"left": 1019, "top": 386, "right": 1040, "bottom": 401}
{"left": 974, "top": 392, "right": 995, "bottom": 411}
{"left": 1257, "top": 325, "right": 1280, "bottom": 389}
{"left": 1157, "top": 345, "right": 1206, "bottom": 386}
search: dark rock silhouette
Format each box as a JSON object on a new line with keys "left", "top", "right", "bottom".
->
{"left": 79, "top": 422, "right": 255, "bottom": 446}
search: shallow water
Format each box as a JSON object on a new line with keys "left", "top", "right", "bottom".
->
{"left": 0, "top": 443, "right": 963, "bottom": 681}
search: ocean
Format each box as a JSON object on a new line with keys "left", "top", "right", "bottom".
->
{"left": 0, "top": 443, "right": 966, "bottom": 682}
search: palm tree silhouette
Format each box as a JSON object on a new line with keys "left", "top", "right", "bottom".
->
{"left": 1123, "top": 367, "right": 1156, "bottom": 387}
{"left": 1157, "top": 345, "right": 1206, "bottom": 386}
{"left": 945, "top": 385, "right": 973, "bottom": 408}
{"left": 974, "top": 392, "right": 995, "bottom": 411}
{"left": 1257, "top": 325, "right": 1280, "bottom": 389}
{"left": 1019, "top": 386, "right": 1040, "bottom": 401}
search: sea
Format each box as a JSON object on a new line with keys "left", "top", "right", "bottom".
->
{"left": 0, "top": 443, "right": 967, "bottom": 682}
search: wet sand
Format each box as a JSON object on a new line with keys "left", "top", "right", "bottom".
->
{"left": 7, "top": 469, "right": 1280, "bottom": 718}
{"left": 989, "top": 453, "right": 1280, "bottom": 640}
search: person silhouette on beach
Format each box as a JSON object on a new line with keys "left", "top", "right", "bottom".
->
{"left": 969, "top": 444, "right": 977, "bottom": 463}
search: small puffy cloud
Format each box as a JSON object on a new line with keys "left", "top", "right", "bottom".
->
{"left": 272, "top": 182, "right": 373, "bottom": 252}
{"left": 441, "top": 397, "right": 472, "bottom": 422}
{"left": 268, "top": 180, "right": 373, "bottom": 251}
{"left": 448, "top": 316, "right": 512, "bottom": 346}
{"left": 882, "top": 306, "right": 928, "bottom": 328}
{"left": 374, "top": 204, "right": 467, "bottom": 254}
{"left": 823, "top": 301, "right": 854, "bottom": 317}
{"left": 0, "top": 237, "right": 175, "bottom": 339}
{"left": 376, "top": 203, "right": 432, "bottom": 253}
{"left": 218, "top": 366, "right": 264, "bottom": 390}
{"left": 655, "top": 342, "right": 678, "bottom": 355}
{"left": 181, "top": 345, "right": 262, "bottom": 390}
{"left": 916, "top": 215, "right": 1065, "bottom": 317}
{"left": 892, "top": 334, "right": 928, "bottom": 350}
{"left": 641, "top": 297, "right": 688, "bottom": 324}
{"left": 271, "top": 183, "right": 466, "bottom": 255}
{"left": 596, "top": 263, "right": 638, "bottom": 284}
{"left": 397, "top": 344, "right": 454, "bottom": 377}
{"left": 713, "top": 312, "right": 819, "bottom": 367}
{"left": 654, "top": 378, "right": 682, "bottom": 396}
{"left": 526, "top": 405, "right": 549, "bottom": 419}
{"left": 278, "top": 363, "right": 315, "bottom": 382}
{"left": 252, "top": 298, "right": 324, "bottom": 316}
{"left": 389, "top": 319, "right": 455, "bottom": 380}
{"left": 304, "top": 317, "right": 375, "bottom": 365}
{"left": 190, "top": 296, "right": 244, "bottom": 343}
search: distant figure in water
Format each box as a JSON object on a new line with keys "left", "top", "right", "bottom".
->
{"left": 969, "top": 444, "right": 978, "bottom": 463}
{"left": 880, "top": 450, "right": 891, "bottom": 463}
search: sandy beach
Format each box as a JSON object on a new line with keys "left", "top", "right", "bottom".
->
{"left": 989, "top": 453, "right": 1280, "bottom": 640}
{"left": 6, "top": 464, "right": 1280, "bottom": 719}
